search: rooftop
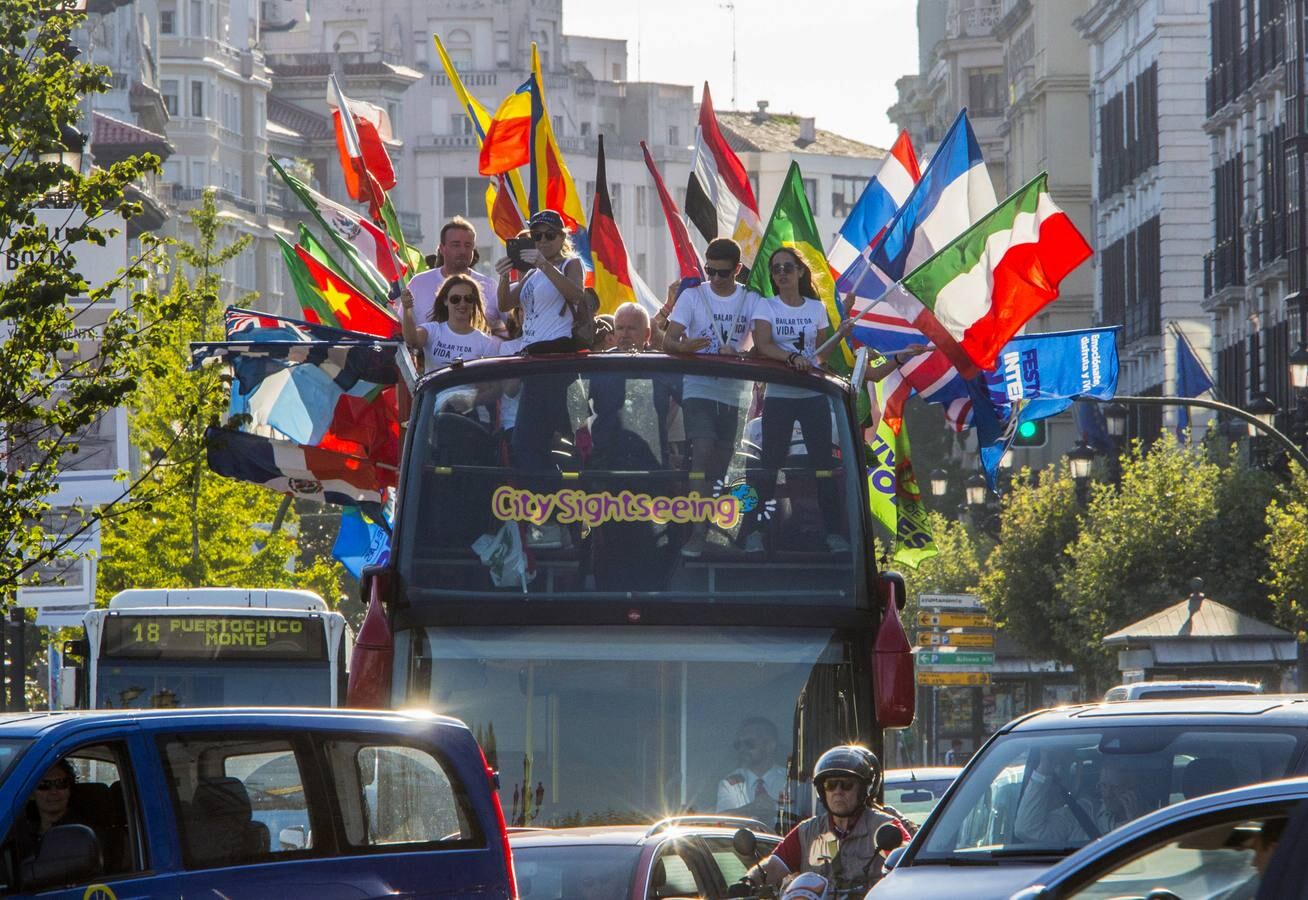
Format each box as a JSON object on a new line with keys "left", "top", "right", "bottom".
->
{"left": 268, "top": 96, "right": 333, "bottom": 141}
{"left": 1103, "top": 595, "right": 1291, "bottom": 644}
{"left": 91, "top": 112, "right": 169, "bottom": 150}
{"left": 716, "top": 109, "right": 886, "bottom": 159}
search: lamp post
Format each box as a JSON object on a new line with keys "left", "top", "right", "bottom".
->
{"left": 964, "top": 474, "right": 988, "bottom": 509}
{"left": 1247, "top": 394, "right": 1279, "bottom": 469}
{"left": 929, "top": 469, "right": 949, "bottom": 499}
{"left": 1103, "top": 401, "right": 1128, "bottom": 483}
{"left": 1067, "top": 441, "right": 1096, "bottom": 506}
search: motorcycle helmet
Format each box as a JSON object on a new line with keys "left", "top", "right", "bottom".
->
{"left": 813, "top": 744, "right": 882, "bottom": 810}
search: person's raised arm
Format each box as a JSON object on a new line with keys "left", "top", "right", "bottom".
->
{"left": 495, "top": 257, "right": 522, "bottom": 311}
{"left": 398, "top": 288, "right": 428, "bottom": 351}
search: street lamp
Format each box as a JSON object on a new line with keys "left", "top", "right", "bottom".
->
{"left": 1247, "top": 393, "right": 1279, "bottom": 437}
{"left": 1104, "top": 402, "right": 1129, "bottom": 439}
{"left": 1290, "top": 343, "right": 1308, "bottom": 391}
{"left": 1066, "top": 441, "right": 1096, "bottom": 481}
{"left": 964, "top": 474, "right": 988, "bottom": 508}
{"left": 38, "top": 122, "right": 85, "bottom": 173}
{"left": 929, "top": 469, "right": 948, "bottom": 498}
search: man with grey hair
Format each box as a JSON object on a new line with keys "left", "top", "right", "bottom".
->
{"left": 612, "top": 302, "right": 651, "bottom": 352}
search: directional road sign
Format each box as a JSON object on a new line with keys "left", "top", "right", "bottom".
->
{"left": 917, "top": 671, "right": 991, "bottom": 686}
{"left": 917, "top": 611, "right": 995, "bottom": 629}
{"left": 916, "top": 651, "right": 996, "bottom": 668}
{"left": 918, "top": 632, "right": 996, "bottom": 649}
{"left": 918, "top": 593, "right": 983, "bottom": 610}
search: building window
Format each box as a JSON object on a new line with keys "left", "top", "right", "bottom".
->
{"left": 802, "top": 178, "right": 818, "bottom": 213}
{"left": 580, "top": 121, "right": 591, "bottom": 137}
{"left": 159, "top": 3, "right": 175, "bottom": 34}
{"left": 832, "top": 174, "right": 864, "bottom": 220}
{"left": 553, "top": 115, "right": 563, "bottom": 136}
{"left": 636, "top": 185, "right": 647, "bottom": 225}
{"left": 443, "top": 177, "right": 479, "bottom": 219}
{"left": 966, "top": 68, "right": 1003, "bottom": 116}
{"left": 668, "top": 125, "right": 679, "bottom": 146}
{"left": 190, "top": 80, "right": 204, "bottom": 117}
{"left": 446, "top": 27, "right": 473, "bottom": 68}
{"left": 611, "top": 182, "right": 622, "bottom": 220}
{"left": 451, "top": 115, "right": 473, "bottom": 136}
{"left": 188, "top": 0, "right": 203, "bottom": 36}
{"left": 161, "top": 79, "right": 179, "bottom": 116}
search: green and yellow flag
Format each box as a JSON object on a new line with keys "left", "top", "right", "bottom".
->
{"left": 867, "top": 379, "right": 938, "bottom": 568}
{"left": 747, "top": 161, "right": 853, "bottom": 372}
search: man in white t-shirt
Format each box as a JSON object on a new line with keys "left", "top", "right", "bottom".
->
{"left": 405, "top": 217, "right": 504, "bottom": 335}
{"left": 663, "top": 238, "right": 759, "bottom": 557}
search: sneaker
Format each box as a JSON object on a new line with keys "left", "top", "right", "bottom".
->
{"left": 528, "top": 524, "right": 565, "bottom": 549}
{"left": 824, "top": 533, "right": 851, "bottom": 553}
{"left": 743, "top": 532, "right": 765, "bottom": 554}
{"left": 681, "top": 532, "right": 708, "bottom": 558}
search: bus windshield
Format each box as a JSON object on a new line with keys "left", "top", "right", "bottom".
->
{"left": 397, "top": 358, "right": 865, "bottom": 605}
{"left": 94, "top": 660, "right": 333, "bottom": 708}
{"left": 400, "top": 625, "right": 866, "bottom": 828}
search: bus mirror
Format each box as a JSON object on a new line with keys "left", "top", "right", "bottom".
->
{"left": 877, "top": 571, "right": 907, "bottom": 612}
{"left": 359, "top": 564, "right": 394, "bottom": 608}
{"left": 872, "top": 570, "right": 916, "bottom": 728}
{"left": 347, "top": 567, "right": 396, "bottom": 708}
{"left": 62, "top": 639, "right": 88, "bottom": 659}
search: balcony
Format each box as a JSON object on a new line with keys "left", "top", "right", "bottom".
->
{"left": 1206, "top": 19, "right": 1284, "bottom": 117}
{"left": 946, "top": 2, "right": 1000, "bottom": 39}
{"left": 1205, "top": 234, "right": 1246, "bottom": 298}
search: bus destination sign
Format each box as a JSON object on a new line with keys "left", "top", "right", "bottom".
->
{"left": 102, "top": 615, "right": 327, "bottom": 661}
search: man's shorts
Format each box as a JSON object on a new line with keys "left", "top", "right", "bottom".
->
{"left": 682, "top": 398, "right": 743, "bottom": 444}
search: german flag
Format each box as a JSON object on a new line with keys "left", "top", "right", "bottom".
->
{"left": 588, "top": 136, "right": 636, "bottom": 314}
{"left": 294, "top": 245, "right": 398, "bottom": 339}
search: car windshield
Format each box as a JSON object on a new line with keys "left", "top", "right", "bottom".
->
{"left": 885, "top": 778, "right": 957, "bottom": 827}
{"left": 913, "top": 726, "right": 1303, "bottom": 861}
{"left": 513, "top": 844, "right": 641, "bottom": 900}
{"left": 397, "top": 359, "right": 864, "bottom": 605}
{"left": 95, "top": 660, "right": 332, "bottom": 708}
{"left": 401, "top": 625, "right": 863, "bottom": 828}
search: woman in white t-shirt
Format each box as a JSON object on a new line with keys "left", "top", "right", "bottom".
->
{"left": 746, "top": 247, "right": 847, "bottom": 555}
{"left": 399, "top": 273, "right": 501, "bottom": 372}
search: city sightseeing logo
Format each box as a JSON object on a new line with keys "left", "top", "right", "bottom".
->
{"left": 492, "top": 486, "right": 741, "bottom": 531}
{"left": 714, "top": 477, "right": 775, "bottom": 521}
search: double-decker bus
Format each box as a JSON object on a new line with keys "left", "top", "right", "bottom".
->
{"left": 65, "top": 588, "right": 351, "bottom": 709}
{"left": 350, "top": 352, "right": 912, "bottom": 828}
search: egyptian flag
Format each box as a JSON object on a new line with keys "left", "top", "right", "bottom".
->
{"left": 588, "top": 136, "right": 637, "bottom": 314}
{"left": 685, "top": 83, "right": 763, "bottom": 268}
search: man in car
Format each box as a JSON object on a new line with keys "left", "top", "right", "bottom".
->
{"left": 1014, "top": 752, "right": 1157, "bottom": 845}
{"left": 740, "top": 745, "right": 910, "bottom": 896}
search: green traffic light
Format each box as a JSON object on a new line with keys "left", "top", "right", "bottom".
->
{"left": 1017, "top": 420, "right": 1038, "bottom": 439}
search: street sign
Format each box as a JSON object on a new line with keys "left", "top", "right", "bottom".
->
{"left": 917, "top": 611, "right": 995, "bottom": 628}
{"left": 918, "top": 632, "right": 996, "bottom": 649}
{"left": 916, "top": 651, "right": 996, "bottom": 667}
{"left": 918, "top": 593, "right": 983, "bottom": 610}
{"left": 917, "top": 671, "right": 991, "bottom": 686}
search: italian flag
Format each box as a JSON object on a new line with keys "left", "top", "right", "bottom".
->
{"left": 880, "top": 173, "right": 1091, "bottom": 374}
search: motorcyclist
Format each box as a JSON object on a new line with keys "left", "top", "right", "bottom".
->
{"left": 738, "top": 745, "right": 912, "bottom": 896}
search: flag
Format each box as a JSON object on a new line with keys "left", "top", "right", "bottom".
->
{"left": 877, "top": 347, "right": 974, "bottom": 434}
{"left": 269, "top": 157, "right": 400, "bottom": 293}
{"left": 830, "top": 131, "right": 920, "bottom": 285}
{"left": 479, "top": 78, "right": 533, "bottom": 175}
{"left": 434, "top": 33, "right": 530, "bottom": 217}
{"left": 875, "top": 172, "right": 1092, "bottom": 377}
{"left": 848, "top": 110, "right": 995, "bottom": 357}
{"left": 486, "top": 175, "right": 526, "bottom": 241}
{"left": 867, "top": 378, "right": 937, "bottom": 568}
{"left": 588, "top": 135, "right": 638, "bottom": 314}
{"left": 329, "top": 74, "right": 389, "bottom": 221}
{"left": 299, "top": 223, "right": 350, "bottom": 283}
{"left": 278, "top": 234, "right": 327, "bottom": 316}
{"left": 224, "top": 306, "right": 358, "bottom": 343}
{"left": 333, "top": 505, "right": 391, "bottom": 579}
{"left": 685, "top": 82, "right": 764, "bottom": 268}
{"left": 1173, "top": 325, "right": 1215, "bottom": 439}
{"left": 331, "top": 91, "right": 397, "bottom": 201}
{"left": 529, "top": 44, "right": 586, "bottom": 230}
{"left": 746, "top": 161, "right": 852, "bottom": 371}
{"left": 205, "top": 426, "right": 393, "bottom": 509}
{"left": 641, "top": 140, "right": 704, "bottom": 293}
{"left": 295, "top": 244, "right": 399, "bottom": 338}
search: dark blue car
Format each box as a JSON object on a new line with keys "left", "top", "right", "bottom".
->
{"left": 0, "top": 708, "right": 517, "bottom": 898}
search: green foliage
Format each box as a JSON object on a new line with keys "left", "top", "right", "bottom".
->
{"left": 899, "top": 511, "right": 988, "bottom": 621}
{"left": 98, "top": 191, "right": 343, "bottom": 604}
{"left": 0, "top": 0, "right": 171, "bottom": 596}
{"left": 1266, "top": 468, "right": 1308, "bottom": 635}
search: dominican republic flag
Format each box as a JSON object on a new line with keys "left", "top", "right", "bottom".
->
{"left": 205, "top": 426, "right": 394, "bottom": 510}
{"left": 685, "top": 82, "right": 764, "bottom": 269}
{"left": 830, "top": 131, "right": 920, "bottom": 295}
{"left": 847, "top": 110, "right": 995, "bottom": 358}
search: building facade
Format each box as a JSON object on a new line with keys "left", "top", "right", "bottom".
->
{"left": 1076, "top": 0, "right": 1212, "bottom": 441}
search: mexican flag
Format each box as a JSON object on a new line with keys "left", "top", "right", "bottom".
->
{"left": 747, "top": 161, "right": 853, "bottom": 371}
{"left": 879, "top": 172, "right": 1092, "bottom": 375}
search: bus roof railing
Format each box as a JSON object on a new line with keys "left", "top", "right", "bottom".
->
{"left": 644, "top": 815, "right": 773, "bottom": 837}
{"left": 107, "top": 588, "right": 328, "bottom": 611}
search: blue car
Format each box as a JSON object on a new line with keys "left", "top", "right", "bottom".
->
{"left": 0, "top": 708, "right": 517, "bottom": 898}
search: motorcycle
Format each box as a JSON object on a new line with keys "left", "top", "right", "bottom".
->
{"left": 725, "top": 823, "right": 904, "bottom": 900}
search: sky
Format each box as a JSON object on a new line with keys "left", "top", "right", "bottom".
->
{"left": 560, "top": 0, "right": 921, "bottom": 150}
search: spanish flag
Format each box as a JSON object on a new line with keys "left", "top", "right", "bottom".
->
{"left": 588, "top": 136, "right": 636, "bottom": 314}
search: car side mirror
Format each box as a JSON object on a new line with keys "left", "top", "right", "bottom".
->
{"left": 883, "top": 847, "right": 905, "bottom": 870}
{"left": 21, "top": 824, "right": 100, "bottom": 891}
{"left": 875, "top": 822, "right": 904, "bottom": 853}
{"left": 732, "top": 827, "right": 758, "bottom": 858}
{"left": 279, "top": 826, "right": 307, "bottom": 851}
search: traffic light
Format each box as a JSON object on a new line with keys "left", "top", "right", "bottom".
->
{"left": 1011, "top": 418, "right": 1047, "bottom": 447}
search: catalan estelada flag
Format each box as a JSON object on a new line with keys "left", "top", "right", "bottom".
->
{"left": 588, "top": 136, "right": 636, "bottom": 314}
{"left": 294, "top": 245, "right": 398, "bottom": 339}
{"left": 528, "top": 44, "right": 586, "bottom": 230}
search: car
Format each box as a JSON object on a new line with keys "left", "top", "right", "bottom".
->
{"left": 1008, "top": 777, "right": 1308, "bottom": 898}
{"left": 1102, "top": 680, "right": 1263, "bottom": 702}
{"left": 0, "top": 707, "right": 516, "bottom": 898}
{"left": 509, "top": 815, "right": 780, "bottom": 899}
{"left": 882, "top": 767, "right": 961, "bottom": 828}
{"left": 870, "top": 695, "right": 1308, "bottom": 899}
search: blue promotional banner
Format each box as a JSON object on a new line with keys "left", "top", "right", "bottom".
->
{"left": 332, "top": 505, "right": 391, "bottom": 579}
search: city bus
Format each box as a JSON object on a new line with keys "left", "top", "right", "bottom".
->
{"left": 65, "top": 588, "right": 351, "bottom": 709}
{"left": 349, "top": 351, "right": 912, "bottom": 828}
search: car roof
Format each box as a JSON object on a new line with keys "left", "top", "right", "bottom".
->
{"left": 0, "top": 707, "right": 471, "bottom": 739}
{"left": 507, "top": 824, "right": 779, "bottom": 848}
{"left": 1000, "top": 693, "right": 1308, "bottom": 733}
{"left": 884, "top": 767, "right": 962, "bottom": 783}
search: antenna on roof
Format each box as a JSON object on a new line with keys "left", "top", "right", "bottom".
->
{"left": 719, "top": 2, "right": 737, "bottom": 108}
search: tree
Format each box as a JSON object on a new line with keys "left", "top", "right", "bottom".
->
{"left": 900, "top": 511, "right": 989, "bottom": 621}
{"left": 1265, "top": 468, "right": 1308, "bottom": 635}
{"left": 98, "top": 191, "right": 344, "bottom": 604}
{"left": 0, "top": 0, "right": 172, "bottom": 598}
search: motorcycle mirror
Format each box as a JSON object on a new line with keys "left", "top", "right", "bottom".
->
{"left": 874, "top": 821, "right": 904, "bottom": 853}
{"left": 732, "top": 827, "right": 758, "bottom": 858}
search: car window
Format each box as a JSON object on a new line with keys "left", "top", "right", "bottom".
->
{"left": 512, "top": 844, "right": 641, "bottom": 899}
{"left": 160, "top": 735, "right": 316, "bottom": 868}
{"left": 916, "top": 727, "right": 1301, "bottom": 861}
{"left": 885, "top": 779, "right": 956, "bottom": 827}
{"left": 1066, "top": 815, "right": 1286, "bottom": 899}
{"left": 649, "top": 842, "right": 707, "bottom": 899}
{"left": 321, "top": 739, "right": 481, "bottom": 848}
{"left": 0, "top": 742, "right": 145, "bottom": 893}
{"left": 700, "top": 834, "right": 778, "bottom": 885}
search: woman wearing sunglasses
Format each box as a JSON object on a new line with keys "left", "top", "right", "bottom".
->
{"left": 494, "top": 210, "right": 589, "bottom": 354}
{"left": 15, "top": 759, "right": 84, "bottom": 865}
{"left": 747, "top": 247, "right": 848, "bottom": 555}
{"left": 400, "top": 273, "right": 500, "bottom": 373}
